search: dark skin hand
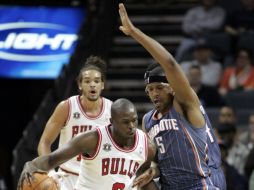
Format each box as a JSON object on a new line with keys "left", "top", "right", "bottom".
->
{"left": 134, "top": 139, "right": 158, "bottom": 190}
{"left": 18, "top": 130, "right": 157, "bottom": 190}
{"left": 18, "top": 162, "right": 47, "bottom": 188}
{"left": 18, "top": 98, "right": 158, "bottom": 190}
{"left": 18, "top": 130, "right": 98, "bottom": 190}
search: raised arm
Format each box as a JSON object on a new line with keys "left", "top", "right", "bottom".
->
{"left": 18, "top": 130, "right": 98, "bottom": 189}
{"left": 118, "top": 3, "right": 204, "bottom": 127}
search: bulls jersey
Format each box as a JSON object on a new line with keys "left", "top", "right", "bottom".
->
{"left": 75, "top": 125, "right": 148, "bottom": 190}
{"left": 144, "top": 106, "right": 217, "bottom": 190}
{"left": 58, "top": 95, "right": 112, "bottom": 174}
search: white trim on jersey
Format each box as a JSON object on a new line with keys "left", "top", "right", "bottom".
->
{"left": 82, "top": 128, "right": 102, "bottom": 160}
{"left": 75, "top": 125, "right": 148, "bottom": 190}
{"left": 58, "top": 95, "right": 112, "bottom": 174}
{"left": 65, "top": 98, "right": 72, "bottom": 125}
{"left": 144, "top": 133, "right": 148, "bottom": 162}
{"left": 106, "top": 126, "right": 139, "bottom": 153}
{"left": 76, "top": 96, "right": 105, "bottom": 119}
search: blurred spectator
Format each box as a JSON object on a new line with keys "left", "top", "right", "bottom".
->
{"left": 218, "top": 106, "right": 237, "bottom": 125}
{"left": 219, "top": 142, "right": 248, "bottom": 190}
{"left": 238, "top": 113, "right": 254, "bottom": 152}
{"left": 250, "top": 170, "right": 254, "bottom": 190}
{"left": 217, "top": 110, "right": 254, "bottom": 175}
{"left": 181, "top": 42, "right": 222, "bottom": 86}
{"left": 175, "top": 0, "right": 225, "bottom": 61}
{"left": 225, "top": 127, "right": 250, "bottom": 175}
{"left": 224, "top": 0, "right": 254, "bottom": 41}
{"left": 217, "top": 123, "right": 237, "bottom": 149}
{"left": 219, "top": 48, "right": 254, "bottom": 96}
{"left": 187, "top": 64, "right": 223, "bottom": 107}
{"left": 216, "top": 108, "right": 250, "bottom": 175}
{"left": 244, "top": 147, "right": 254, "bottom": 179}
{"left": 241, "top": 114, "right": 254, "bottom": 182}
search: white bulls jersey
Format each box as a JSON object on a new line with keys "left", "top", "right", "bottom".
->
{"left": 75, "top": 125, "right": 148, "bottom": 190}
{"left": 58, "top": 95, "right": 112, "bottom": 174}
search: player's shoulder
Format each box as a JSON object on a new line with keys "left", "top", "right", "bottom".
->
{"left": 96, "top": 124, "right": 110, "bottom": 133}
{"left": 102, "top": 97, "right": 113, "bottom": 104}
{"left": 58, "top": 95, "right": 78, "bottom": 107}
{"left": 67, "top": 95, "right": 79, "bottom": 102}
{"left": 143, "top": 109, "right": 156, "bottom": 121}
{"left": 136, "top": 128, "right": 147, "bottom": 137}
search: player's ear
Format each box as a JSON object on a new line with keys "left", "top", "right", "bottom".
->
{"left": 78, "top": 85, "right": 83, "bottom": 93}
{"left": 77, "top": 79, "right": 82, "bottom": 91}
{"left": 168, "top": 86, "right": 175, "bottom": 96}
{"left": 145, "top": 86, "right": 149, "bottom": 95}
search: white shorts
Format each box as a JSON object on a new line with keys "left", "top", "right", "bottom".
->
{"left": 58, "top": 168, "right": 79, "bottom": 190}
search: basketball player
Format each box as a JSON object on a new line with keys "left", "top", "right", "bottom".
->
{"left": 118, "top": 3, "right": 226, "bottom": 190}
{"left": 37, "top": 55, "right": 112, "bottom": 190}
{"left": 18, "top": 99, "right": 158, "bottom": 190}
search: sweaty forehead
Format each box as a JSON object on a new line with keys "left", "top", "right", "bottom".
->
{"left": 82, "top": 70, "right": 102, "bottom": 78}
{"left": 146, "top": 82, "right": 169, "bottom": 88}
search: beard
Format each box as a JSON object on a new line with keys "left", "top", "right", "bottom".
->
{"left": 83, "top": 90, "right": 100, "bottom": 102}
{"left": 87, "top": 95, "right": 99, "bottom": 101}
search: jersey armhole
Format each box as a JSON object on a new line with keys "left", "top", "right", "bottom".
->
{"left": 82, "top": 128, "right": 102, "bottom": 160}
{"left": 65, "top": 98, "right": 72, "bottom": 125}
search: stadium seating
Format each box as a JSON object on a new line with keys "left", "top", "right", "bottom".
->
{"left": 225, "top": 91, "right": 254, "bottom": 109}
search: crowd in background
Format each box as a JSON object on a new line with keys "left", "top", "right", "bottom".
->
{"left": 177, "top": 0, "right": 254, "bottom": 189}
{"left": 1, "top": 0, "right": 254, "bottom": 189}
{"left": 127, "top": 0, "right": 254, "bottom": 189}
{"left": 178, "top": 0, "right": 254, "bottom": 97}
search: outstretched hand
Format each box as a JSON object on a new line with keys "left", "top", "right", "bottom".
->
{"left": 118, "top": 3, "right": 135, "bottom": 36}
{"left": 132, "top": 167, "right": 156, "bottom": 188}
{"left": 17, "top": 161, "right": 47, "bottom": 190}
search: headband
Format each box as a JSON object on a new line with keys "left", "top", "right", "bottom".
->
{"left": 144, "top": 71, "right": 168, "bottom": 84}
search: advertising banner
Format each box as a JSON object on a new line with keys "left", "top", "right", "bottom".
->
{"left": 0, "top": 6, "right": 85, "bottom": 78}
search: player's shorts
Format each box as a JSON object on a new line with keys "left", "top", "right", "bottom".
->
{"left": 58, "top": 168, "right": 79, "bottom": 190}
{"left": 160, "top": 175, "right": 222, "bottom": 190}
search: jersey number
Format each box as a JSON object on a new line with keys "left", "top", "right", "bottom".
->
{"left": 155, "top": 137, "right": 165, "bottom": 153}
{"left": 112, "top": 182, "right": 125, "bottom": 190}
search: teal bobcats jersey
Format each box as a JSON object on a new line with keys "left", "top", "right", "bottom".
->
{"left": 144, "top": 106, "right": 222, "bottom": 190}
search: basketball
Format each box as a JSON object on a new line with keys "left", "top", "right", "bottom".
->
{"left": 21, "top": 172, "right": 58, "bottom": 190}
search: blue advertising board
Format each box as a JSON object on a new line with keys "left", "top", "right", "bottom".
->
{"left": 0, "top": 6, "right": 85, "bottom": 78}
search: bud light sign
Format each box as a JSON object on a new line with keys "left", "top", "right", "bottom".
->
{"left": 0, "top": 6, "right": 85, "bottom": 78}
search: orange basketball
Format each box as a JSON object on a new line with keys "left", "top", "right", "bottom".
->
{"left": 21, "top": 172, "right": 58, "bottom": 190}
